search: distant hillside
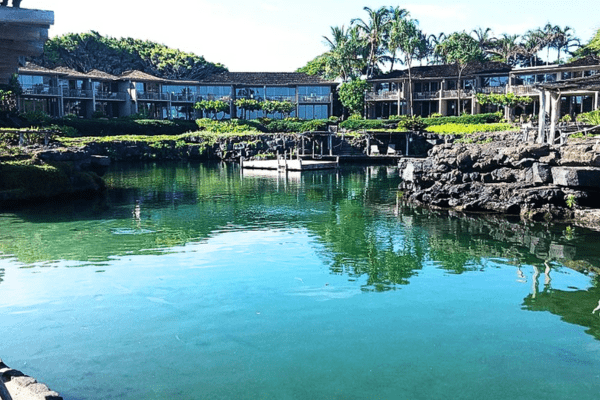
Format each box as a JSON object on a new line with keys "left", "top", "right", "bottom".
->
{"left": 28, "top": 31, "right": 227, "bottom": 80}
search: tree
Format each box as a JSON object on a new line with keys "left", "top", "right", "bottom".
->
{"left": 338, "top": 78, "right": 371, "bottom": 117}
{"left": 553, "top": 26, "right": 580, "bottom": 63}
{"left": 322, "top": 25, "right": 366, "bottom": 81}
{"left": 521, "top": 29, "right": 546, "bottom": 67}
{"left": 385, "top": 6, "right": 410, "bottom": 72}
{"left": 234, "top": 99, "right": 261, "bottom": 120}
{"left": 488, "top": 34, "right": 523, "bottom": 65}
{"left": 296, "top": 54, "right": 331, "bottom": 78}
{"left": 395, "top": 18, "right": 427, "bottom": 116}
{"left": 471, "top": 27, "right": 495, "bottom": 52}
{"left": 194, "top": 100, "right": 229, "bottom": 120}
{"left": 573, "top": 28, "right": 600, "bottom": 58}
{"left": 435, "top": 32, "right": 485, "bottom": 115}
{"left": 351, "top": 6, "right": 392, "bottom": 78}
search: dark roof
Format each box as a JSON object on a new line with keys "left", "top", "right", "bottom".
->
{"left": 198, "top": 72, "right": 336, "bottom": 86}
{"left": 369, "top": 62, "right": 512, "bottom": 81}
{"left": 537, "top": 73, "right": 600, "bottom": 91}
{"left": 119, "top": 70, "right": 166, "bottom": 82}
{"left": 562, "top": 55, "right": 600, "bottom": 68}
{"left": 19, "top": 62, "right": 61, "bottom": 75}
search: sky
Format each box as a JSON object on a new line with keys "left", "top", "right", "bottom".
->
{"left": 25, "top": 0, "right": 600, "bottom": 72}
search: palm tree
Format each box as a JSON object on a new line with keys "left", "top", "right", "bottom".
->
{"left": 323, "top": 25, "right": 366, "bottom": 81}
{"left": 385, "top": 6, "right": 410, "bottom": 72}
{"left": 488, "top": 34, "right": 522, "bottom": 65}
{"left": 541, "top": 23, "right": 559, "bottom": 64}
{"left": 471, "top": 27, "right": 495, "bottom": 52}
{"left": 395, "top": 18, "right": 427, "bottom": 116}
{"left": 553, "top": 26, "right": 580, "bottom": 63}
{"left": 352, "top": 6, "right": 392, "bottom": 77}
{"left": 522, "top": 29, "right": 546, "bottom": 66}
{"left": 427, "top": 32, "right": 447, "bottom": 64}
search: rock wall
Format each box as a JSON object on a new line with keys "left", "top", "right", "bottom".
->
{"left": 399, "top": 133, "right": 600, "bottom": 228}
{"left": 0, "top": 358, "right": 62, "bottom": 400}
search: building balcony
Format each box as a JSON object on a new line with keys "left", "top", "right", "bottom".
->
{"left": 20, "top": 84, "right": 60, "bottom": 97}
{"left": 477, "top": 86, "right": 506, "bottom": 94}
{"left": 413, "top": 91, "right": 439, "bottom": 100}
{"left": 365, "top": 90, "right": 402, "bottom": 101}
{"left": 509, "top": 85, "right": 541, "bottom": 96}
{"left": 265, "top": 95, "right": 296, "bottom": 102}
{"left": 63, "top": 89, "right": 93, "bottom": 99}
{"left": 169, "top": 93, "right": 196, "bottom": 103}
{"left": 298, "top": 94, "right": 332, "bottom": 103}
{"left": 440, "top": 89, "right": 476, "bottom": 99}
{"left": 95, "top": 91, "right": 128, "bottom": 101}
{"left": 137, "top": 92, "right": 170, "bottom": 101}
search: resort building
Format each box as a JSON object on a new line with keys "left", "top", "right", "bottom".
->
{"left": 16, "top": 63, "right": 337, "bottom": 120}
{"left": 366, "top": 57, "right": 600, "bottom": 119}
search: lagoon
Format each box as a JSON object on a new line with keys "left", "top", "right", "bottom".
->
{"left": 1, "top": 163, "right": 600, "bottom": 399}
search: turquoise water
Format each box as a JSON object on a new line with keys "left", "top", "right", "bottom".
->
{"left": 2, "top": 163, "right": 600, "bottom": 399}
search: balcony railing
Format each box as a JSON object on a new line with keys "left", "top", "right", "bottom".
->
{"left": 63, "top": 89, "right": 93, "bottom": 99}
{"left": 509, "top": 86, "right": 541, "bottom": 96}
{"left": 299, "top": 94, "right": 331, "bottom": 103}
{"left": 95, "top": 91, "right": 128, "bottom": 101}
{"left": 265, "top": 95, "right": 296, "bottom": 102}
{"left": 477, "top": 86, "right": 506, "bottom": 94}
{"left": 365, "top": 90, "right": 402, "bottom": 101}
{"left": 441, "top": 89, "right": 476, "bottom": 99}
{"left": 20, "top": 85, "right": 61, "bottom": 97}
{"left": 137, "top": 92, "right": 170, "bottom": 101}
{"left": 413, "top": 91, "right": 439, "bottom": 100}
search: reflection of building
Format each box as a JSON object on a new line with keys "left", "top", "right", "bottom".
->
{"left": 366, "top": 57, "right": 600, "bottom": 119}
{"left": 16, "top": 64, "right": 337, "bottom": 120}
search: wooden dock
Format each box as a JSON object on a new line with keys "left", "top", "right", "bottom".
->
{"left": 241, "top": 157, "right": 339, "bottom": 171}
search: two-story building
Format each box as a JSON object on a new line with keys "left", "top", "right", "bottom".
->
{"left": 366, "top": 57, "right": 600, "bottom": 119}
{"left": 16, "top": 63, "right": 337, "bottom": 120}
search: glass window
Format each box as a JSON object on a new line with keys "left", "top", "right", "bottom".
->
{"left": 562, "top": 72, "right": 573, "bottom": 80}
{"left": 545, "top": 74, "right": 556, "bottom": 82}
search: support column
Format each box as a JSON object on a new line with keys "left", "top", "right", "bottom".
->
{"left": 537, "top": 90, "right": 547, "bottom": 144}
{"left": 595, "top": 92, "right": 599, "bottom": 111}
{"left": 548, "top": 91, "right": 561, "bottom": 145}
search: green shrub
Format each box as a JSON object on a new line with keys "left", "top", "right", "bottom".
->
{"left": 339, "top": 119, "right": 388, "bottom": 131}
{"left": 195, "top": 118, "right": 262, "bottom": 134}
{"left": 55, "top": 118, "right": 197, "bottom": 137}
{"left": 348, "top": 113, "right": 364, "bottom": 121}
{"left": 426, "top": 123, "right": 518, "bottom": 135}
{"left": 578, "top": 110, "right": 600, "bottom": 125}
{"left": 328, "top": 116, "right": 340, "bottom": 123}
{"left": 422, "top": 112, "right": 503, "bottom": 126}
{"left": 398, "top": 116, "right": 426, "bottom": 132}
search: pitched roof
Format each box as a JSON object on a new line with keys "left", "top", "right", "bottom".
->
{"left": 198, "top": 72, "right": 336, "bottom": 86}
{"left": 119, "top": 70, "right": 166, "bottom": 82}
{"left": 562, "top": 55, "right": 600, "bottom": 68}
{"left": 18, "top": 62, "right": 61, "bottom": 75}
{"left": 369, "top": 62, "right": 512, "bottom": 81}
{"left": 537, "top": 73, "right": 600, "bottom": 91}
{"left": 86, "top": 69, "right": 119, "bottom": 80}
{"left": 52, "top": 66, "right": 93, "bottom": 79}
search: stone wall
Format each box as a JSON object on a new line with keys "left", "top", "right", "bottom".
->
{"left": 0, "top": 359, "right": 62, "bottom": 400}
{"left": 399, "top": 133, "right": 600, "bottom": 229}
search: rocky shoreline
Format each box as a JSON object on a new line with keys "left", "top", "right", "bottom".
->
{"left": 399, "top": 132, "right": 600, "bottom": 230}
{"left": 1, "top": 359, "right": 62, "bottom": 400}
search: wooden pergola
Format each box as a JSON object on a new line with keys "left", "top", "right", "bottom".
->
{"left": 535, "top": 74, "right": 600, "bottom": 144}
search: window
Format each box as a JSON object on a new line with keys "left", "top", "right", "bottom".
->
{"left": 482, "top": 76, "right": 508, "bottom": 87}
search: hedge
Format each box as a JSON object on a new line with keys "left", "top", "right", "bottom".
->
{"left": 56, "top": 119, "right": 198, "bottom": 137}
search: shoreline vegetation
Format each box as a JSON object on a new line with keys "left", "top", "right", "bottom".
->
{"left": 1, "top": 112, "right": 599, "bottom": 209}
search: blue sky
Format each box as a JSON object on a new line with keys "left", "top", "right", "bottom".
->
{"left": 26, "top": 0, "right": 600, "bottom": 72}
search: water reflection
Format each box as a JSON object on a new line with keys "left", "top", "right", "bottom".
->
{"left": 2, "top": 162, "right": 600, "bottom": 340}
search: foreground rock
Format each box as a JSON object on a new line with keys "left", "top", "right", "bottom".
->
{"left": 399, "top": 133, "right": 600, "bottom": 230}
{"left": 0, "top": 359, "right": 62, "bottom": 400}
